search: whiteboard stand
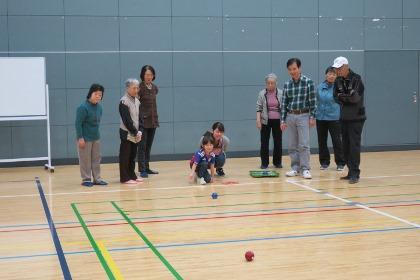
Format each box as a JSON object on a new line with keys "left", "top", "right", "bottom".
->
{"left": 44, "top": 85, "right": 54, "bottom": 172}
{"left": 0, "top": 86, "right": 54, "bottom": 173}
{"left": 0, "top": 57, "right": 54, "bottom": 172}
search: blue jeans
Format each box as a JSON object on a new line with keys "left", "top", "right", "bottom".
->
{"left": 195, "top": 162, "right": 212, "bottom": 183}
{"left": 215, "top": 152, "right": 226, "bottom": 169}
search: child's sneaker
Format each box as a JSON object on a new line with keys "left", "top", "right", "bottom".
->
{"left": 286, "top": 170, "right": 299, "bottom": 177}
{"left": 302, "top": 170, "right": 312, "bottom": 179}
{"left": 198, "top": 177, "right": 206, "bottom": 185}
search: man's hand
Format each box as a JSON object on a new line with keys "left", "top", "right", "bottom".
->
{"left": 280, "top": 123, "right": 287, "bottom": 131}
{"left": 309, "top": 118, "right": 316, "bottom": 127}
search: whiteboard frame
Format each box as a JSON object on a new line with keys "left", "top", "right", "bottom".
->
{"left": 0, "top": 57, "right": 53, "bottom": 171}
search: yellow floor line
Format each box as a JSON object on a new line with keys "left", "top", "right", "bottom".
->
{"left": 97, "top": 241, "right": 124, "bottom": 280}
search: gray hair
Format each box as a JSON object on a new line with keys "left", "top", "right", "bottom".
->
{"left": 125, "top": 78, "right": 140, "bottom": 89}
{"left": 265, "top": 73, "right": 278, "bottom": 83}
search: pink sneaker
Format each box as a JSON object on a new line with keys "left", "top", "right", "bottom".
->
{"left": 122, "top": 180, "right": 137, "bottom": 185}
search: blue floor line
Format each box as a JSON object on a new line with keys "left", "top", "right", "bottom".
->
{"left": 36, "top": 178, "right": 72, "bottom": 280}
{"left": 1, "top": 226, "right": 418, "bottom": 261}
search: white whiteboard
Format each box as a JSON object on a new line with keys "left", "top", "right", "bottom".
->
{"left": 0, "top": 57, "right": 47, "bottom": 119}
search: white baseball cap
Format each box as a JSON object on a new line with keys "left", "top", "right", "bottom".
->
{"left": 332, "top": 56, "right": 349, "bottom": 68}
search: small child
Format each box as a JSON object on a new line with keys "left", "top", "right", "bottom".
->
{"left": 189, "top": 135, "right": 216, "bottom": 185}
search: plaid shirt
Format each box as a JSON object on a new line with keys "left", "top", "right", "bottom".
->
{"left": 281, "top": 75, "right": 316, "bottom": 121}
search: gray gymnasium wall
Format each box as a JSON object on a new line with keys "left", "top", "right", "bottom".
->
{"left": 0, "top": 0, "right": 420, "bottom": 164}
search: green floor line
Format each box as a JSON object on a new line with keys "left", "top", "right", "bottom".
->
{"left": 71, "top": 203, "right": 116, "bottom": 280}
{"left": 111, "top": 201, "right": 184, "bottom": 280}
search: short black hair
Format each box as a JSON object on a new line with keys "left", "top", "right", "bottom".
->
{"left": 86, "top": 83, "right": 104, "bottom": 100}
{"left": 201, "top": 134, "right": 215, "bottom": 146}
{"left": 212, "top": 122, "right": 225, "bottom": 132}
{"left": 139, "top": 65, "right": 156, "bottom": 81}
{"left": 286, "top": 58, "right": 301, "bottom": 68}
{"left": 325, "top": 66, "right": 336, "bottom": 74}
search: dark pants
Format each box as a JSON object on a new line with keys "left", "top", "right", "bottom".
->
{"left": 316, "top": 120, "right": 345, "bottom": 167}
{"left": 190, "top": 161, "right": 212, "bottom": 183}
{"left": 138, "top": 128, "right": 156, "bottom": 172}
{"left": 341, "top": 120, "right": 365, "bottom": 179}
{"left": 119, "top": 139, "right": 138, "bottom": 183}
{"left": 215, "top": 152, "right": 226, "bottom": 169}
{"left": 260, "top": 119, "right": 282, "bottom": 167}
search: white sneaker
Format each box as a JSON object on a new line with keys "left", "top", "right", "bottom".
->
{"left": 286, "top": 170, "right": 299, "bottom": 177}
{"left": 198, "top": 177, "right": 206, "bottom": 185}
{"left": 302, "top": 170, "right": 312, "bottom": 179}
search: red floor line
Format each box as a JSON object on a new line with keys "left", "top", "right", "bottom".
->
{"left": 1, "top": 202, "right": 419, "bottom": 234}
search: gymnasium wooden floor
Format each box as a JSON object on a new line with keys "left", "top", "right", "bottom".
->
{"left": 1, "top": 150, "right": 420, "bottom": 279}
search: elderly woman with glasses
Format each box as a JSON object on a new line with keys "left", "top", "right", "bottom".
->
{"left": 256, "top": 73, "right": 283, "bottom": 169}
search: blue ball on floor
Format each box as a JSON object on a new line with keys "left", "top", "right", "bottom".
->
{"left": 211, "top": 192, "right": 218, "bottom": 199}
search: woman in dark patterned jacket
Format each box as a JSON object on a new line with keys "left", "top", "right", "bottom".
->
{"left": 137, "top": 65, "right": 159, "bottom": 178}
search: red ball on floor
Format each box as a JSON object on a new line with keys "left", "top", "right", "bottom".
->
{"left": 245, "top": 251, "right": 254, "bottom": 262}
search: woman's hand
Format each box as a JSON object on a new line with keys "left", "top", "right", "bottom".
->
{"left": 78, "top": 138, "right": 86, "bottom": 149}
{"left": 136, "top": 131, "right": 142, "bottom": 142}
{"left": 256, "top": 120, "right": 262, "bottom": 130}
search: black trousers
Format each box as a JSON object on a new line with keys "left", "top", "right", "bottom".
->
{"left": 138, "top": 128, "right": 156, "bottom": 172}
{"left": 341, "top": 120, "right": 365, "bottom": 178}
{"left": 119, "top": 139, "right": 138, "bottom": 182}
{"left": 316, "top": 120, "right": 345, "bottom": 166}
{"left": 260, "top": 119, "right": 282, "bottom": 167}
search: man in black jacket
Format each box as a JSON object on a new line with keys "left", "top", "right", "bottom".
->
{"left": 333, "top": 57, "right": 366, "bottom": 184}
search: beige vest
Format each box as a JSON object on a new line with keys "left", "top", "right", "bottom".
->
{"left": 120, "top": 93, "right": 140, "bottom": 132}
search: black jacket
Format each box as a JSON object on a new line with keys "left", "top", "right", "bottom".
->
{"left": 333, "top": 69, "right": 366, "bottom": 121}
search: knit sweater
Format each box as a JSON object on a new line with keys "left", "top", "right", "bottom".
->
{"left": 75, "top": 101, "right": 102, "bottom": 141}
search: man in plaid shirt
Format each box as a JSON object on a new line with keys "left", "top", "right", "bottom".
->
{"left": 280, "top": 58, "right": 316, "bottom": 179}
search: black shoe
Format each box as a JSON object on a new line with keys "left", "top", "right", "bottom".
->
{"left": 349, "top": 177, "right": 359, "bottom": 184}
{"left": 216, "top": 168, "right": 225, "bottom": 176}
{"left": 146, "top": 169, "right": 159, "bottom": 175}
{"left": 274, "top": 164, "right": 283, "bottom": 168}
{"left": 140, "top": 171, "right": 149, "bottom": 178}
{"left": 340, "top": 175, "right": 350, "bottom": 180}
{"left": 260, "top": 165, "right": 268, "bottom": 169}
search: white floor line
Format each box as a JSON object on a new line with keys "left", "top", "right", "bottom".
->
{"left": 293, "top": 173, "right": 420, "bottom": 183}
{"left": 287, "top": 180, "right": 420, "bottom": 228}
{"left": 0, "top": 181, "right": 280, "bottom": 199}
{"left": 2, "top": 172, "right": 420, "bottom": 200}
